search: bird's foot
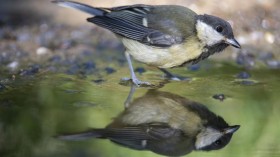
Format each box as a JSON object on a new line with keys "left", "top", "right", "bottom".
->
{"left": 132, "top": 78, "right": 151, "bottom": 87}
{"left": 120, "top": 77, "right": 152, "bottom": 87}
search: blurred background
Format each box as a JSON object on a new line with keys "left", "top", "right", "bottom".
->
{"left": 1, "top": 0, "right": 280, "bottom": 71}
{"left": 0, "top": 0, "right": 280, "bottom": 157}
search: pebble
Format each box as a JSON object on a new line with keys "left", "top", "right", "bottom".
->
{"left": 265, "top": 32, "right": 275, "bottom": 44}
{"left": 117, "top": 58, "right": 126, "bottom": 66}
{"left": 19, "top": 64, "right": 40, "bottom": 76}
{"left": 236, "top": 71, "right": 251, "bottom": 79}
{"left": 188, "top": 64, "right": 200, "bottom": 71}
{"left": 72, "top": 101, "right": 97, "bottom": 107}
{"left": 236, "top": 52, "right": 255, "bottom": 68}
{"left": 64, "top": 89, "right": 83, "bottom": 94}
{"left": 105, "top": 67, "right": 116, "bottom": 74}
{"left": 81, "top": 61, "right": 96, "bottom": 74}
{"left": 258, "top": 52, "right": 274, "bottom": 61}
{"left": 66, "top": 65, "right": 80, "bottom": 75}
{"left": 49, "top": 55, "right": 62, "bottom": 63}
{"left": 135, "top": 67, "right": 146, "bottom": 74}
{"left": 82, "top": 49, "right": 94, "bottom": 56}
{"left": 266, "top": 60, "right": 280, "bottom": 69}
{"left": 61, "top": 39, "right": 75, "bottom": 49}
{"left": 7, "top": 61, "right": 19, "bottom": 71}
{"left": 236, "top": 80, "right": 256, "bottom": 86}
{"left": 17, "top": 32, "right": 31, "bottom": 42}
{"left": 92, "top": 79, "right": 105, "bottom": 84}
{"left": 36, "top": 47, "right": 50, "bottom": 56}
{"left": 0, "top": 83, "right": 6, "bottom": 92}
{"left": 212, "top": 94, "right": 226, "bottom": 101}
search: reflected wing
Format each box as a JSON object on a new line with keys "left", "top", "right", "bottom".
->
{"left": 103, "top": 123, "right": 183, "bottom": 150}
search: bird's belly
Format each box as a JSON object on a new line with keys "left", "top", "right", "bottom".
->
{"left": 122, "top": 38, "right": 204, "bottom": 68}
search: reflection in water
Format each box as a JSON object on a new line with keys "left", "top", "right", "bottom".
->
{"left": 58, "top": 88, "right": 240, "bottom": 156}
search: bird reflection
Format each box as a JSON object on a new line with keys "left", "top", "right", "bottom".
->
{"left": 57, "top": 88, "right": 240, "bottom": 156}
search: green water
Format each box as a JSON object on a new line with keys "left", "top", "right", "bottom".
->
{"left": 0, "top": 63, "right": 280, "bottom": 157}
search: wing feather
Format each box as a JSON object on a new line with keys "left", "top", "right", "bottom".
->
{"left": 87, "top": 5, "right": 182, "bottom": 47}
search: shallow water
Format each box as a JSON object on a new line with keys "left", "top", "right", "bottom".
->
{"left": 0, "top": 62, "right": 279, "bottom": 157}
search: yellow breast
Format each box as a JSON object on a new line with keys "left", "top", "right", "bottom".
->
{"left": 122, "top": 37, "right": 204, "bottom": 68}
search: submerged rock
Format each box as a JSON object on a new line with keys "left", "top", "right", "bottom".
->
{"left": 266, "top": 60, "right": 280, "bottom": 69}
{"left": 0, "top": 83, "right": 6, "bottom": 92}
{"left": 105, "top": 67, "right": 116, "bottom": 74}
{"left": 212, "top": 94, "right": 226, "bottom": 101}
{"left": 19, "top": 64, "right": 40, "bottom": 76}
{"left": 236, "top": 71, "right": 251, "bottom": 79}
{"left": 135, "top": 67, "right": 146, "bottom": 74}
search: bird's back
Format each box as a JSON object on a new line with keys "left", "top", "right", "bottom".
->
{"left": 147, "top": 5, "right": 197, "bottom": 40}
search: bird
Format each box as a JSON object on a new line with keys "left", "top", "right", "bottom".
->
{"left": 53, "top": 0, "right": 241, "bottom": 86}
{"left": 56, "top": 90, "right": 240, "bottom": 156}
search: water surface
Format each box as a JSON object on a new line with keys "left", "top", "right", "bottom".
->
{"left": 0, "top": 63, "right": 279, "bottom": 157}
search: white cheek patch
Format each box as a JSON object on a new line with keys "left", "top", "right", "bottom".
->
{"left": 196, "top": 20, "right": 224, "bottom": 46}
{"left": 195, "top": 127, "right": 223, "bottom": 150}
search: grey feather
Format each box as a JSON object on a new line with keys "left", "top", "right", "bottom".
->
{"left": 52, "top": 0, "right": 107, "bottom": 16}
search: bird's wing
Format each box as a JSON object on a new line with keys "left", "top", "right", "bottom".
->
{"left": 103, "top": 123, "right": 183, "bottom": 150}
{"left": 87, "top": 5, "right": 188, "bottom": 47}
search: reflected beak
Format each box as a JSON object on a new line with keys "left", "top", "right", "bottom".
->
{"left": 224, "top": 125, "right": 240, "bottom": 134}
{"left": 225, "top": 38, "right": 241, "bottom": 49}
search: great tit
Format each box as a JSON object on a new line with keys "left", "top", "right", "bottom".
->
{"left": 57, "top": 90, "right": 240, "bottom": 156}
{"left": 53, "top": 1, "right": 241, "bottom": 86}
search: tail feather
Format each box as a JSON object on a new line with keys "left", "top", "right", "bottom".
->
{"left": 52, "top": 0, "right": 107, "bottom": 16}
{"left": 55, "top": 129, "right": 105, "bottom": 141}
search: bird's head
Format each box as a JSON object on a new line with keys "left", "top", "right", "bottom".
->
{"left": 195, "top": 125, "right": 240, "bottom": 151}
{"left": 195, "top": 14, "right": 241, "bottom": 49}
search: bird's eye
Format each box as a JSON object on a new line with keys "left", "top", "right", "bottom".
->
{"left": 216, "top": 26, "right": 223, "bottom": 33}
{"left": 214, "top": 140, "right": 222, "bottom": 145}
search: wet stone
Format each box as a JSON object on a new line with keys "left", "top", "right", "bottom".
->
{"left": 0, "top": 99, "right": 13, "bottom": 107}
{"left": 7, "top": 61, "right": 19, "bottom": 71}
{"left": 72, "top": 101, "right": 97, "bottom": 107}
{"left": 0, "top": 83, "right": 6, "bottom": 92}
{"left": 74, "top": 61, "right": 96, "bottom": 75}
{"left": 117, "top": 58, "right": 126, "bottom": 66}
{"left": 17, "top": 32, "right": 31, "bottom": 42}
{"left": 188, "top": 64, "right": 200, "bottom": 71}
{"left": 49, "top": 55, "right": 62, "bottom": 63}
{"left": 135, "top": 67, "right": 146, "bottom": 74}
{"left": 236, "top": 71, "right": 251, "bottom": 79}
{"left": 61, "top": 39, "right": 75, "bottom": 49}
{"left": 82, "top": 61, "right": 96, "bottom": 70}
{"left": 105, "top": 67, "right": 116, "bottom": 74}
{"left": 266, "top": 60, "right": 280, "bottom": 69}
{"left": 236, "top": 52, "right": 255, "bottom": 68}
{"left": 66, "top": 64, "right": 80, "bottom": 75}
{"left": 63, "top": 89, "right": 83, "bottom": 94}
{"left": 92, "top": 79, "right": 105, "bottom": 84}
{"left": 258, "top": 52, "right": 274, "bottom": 61}
{"left": 82, "top": 49, "right": 94, "bottom": 56}
{"left": 212, "top": 94, "right": 226, "bottom": 101}
{"left": 235, "top": 80, "right": 256, "bottom": 86}
{"left": 19, "top": 64, "right": 40, "bottom": 76}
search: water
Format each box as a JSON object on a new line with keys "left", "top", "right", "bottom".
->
{"left": 0, "top": 63, "right": 279, "bottom": 157}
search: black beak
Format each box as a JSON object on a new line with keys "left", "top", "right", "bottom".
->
{"left": 225, "top": 38, "right": 241, "bottom": 49}
{"left": 224, "top": 125, "right": 240, "bottom": 134}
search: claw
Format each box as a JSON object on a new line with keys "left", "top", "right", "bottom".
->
{"left": 132, "top": 78, "right": 151, "bottom": 87}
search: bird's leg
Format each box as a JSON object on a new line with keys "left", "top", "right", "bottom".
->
{"left": 125, "top": 51, "right": 151, "bottom": 86}
{"left": 159, "top": 68, "right": 191, "bottom": 81}
{"left": 124, "top": 83, "right": 137, "bottom": 108}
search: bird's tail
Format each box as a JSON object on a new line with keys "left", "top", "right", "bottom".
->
{"left": 52, "top": 0, "right": 107, "bottom": 16}
{"left": 55, "top": 129, "right": 105, "bottom": 141}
